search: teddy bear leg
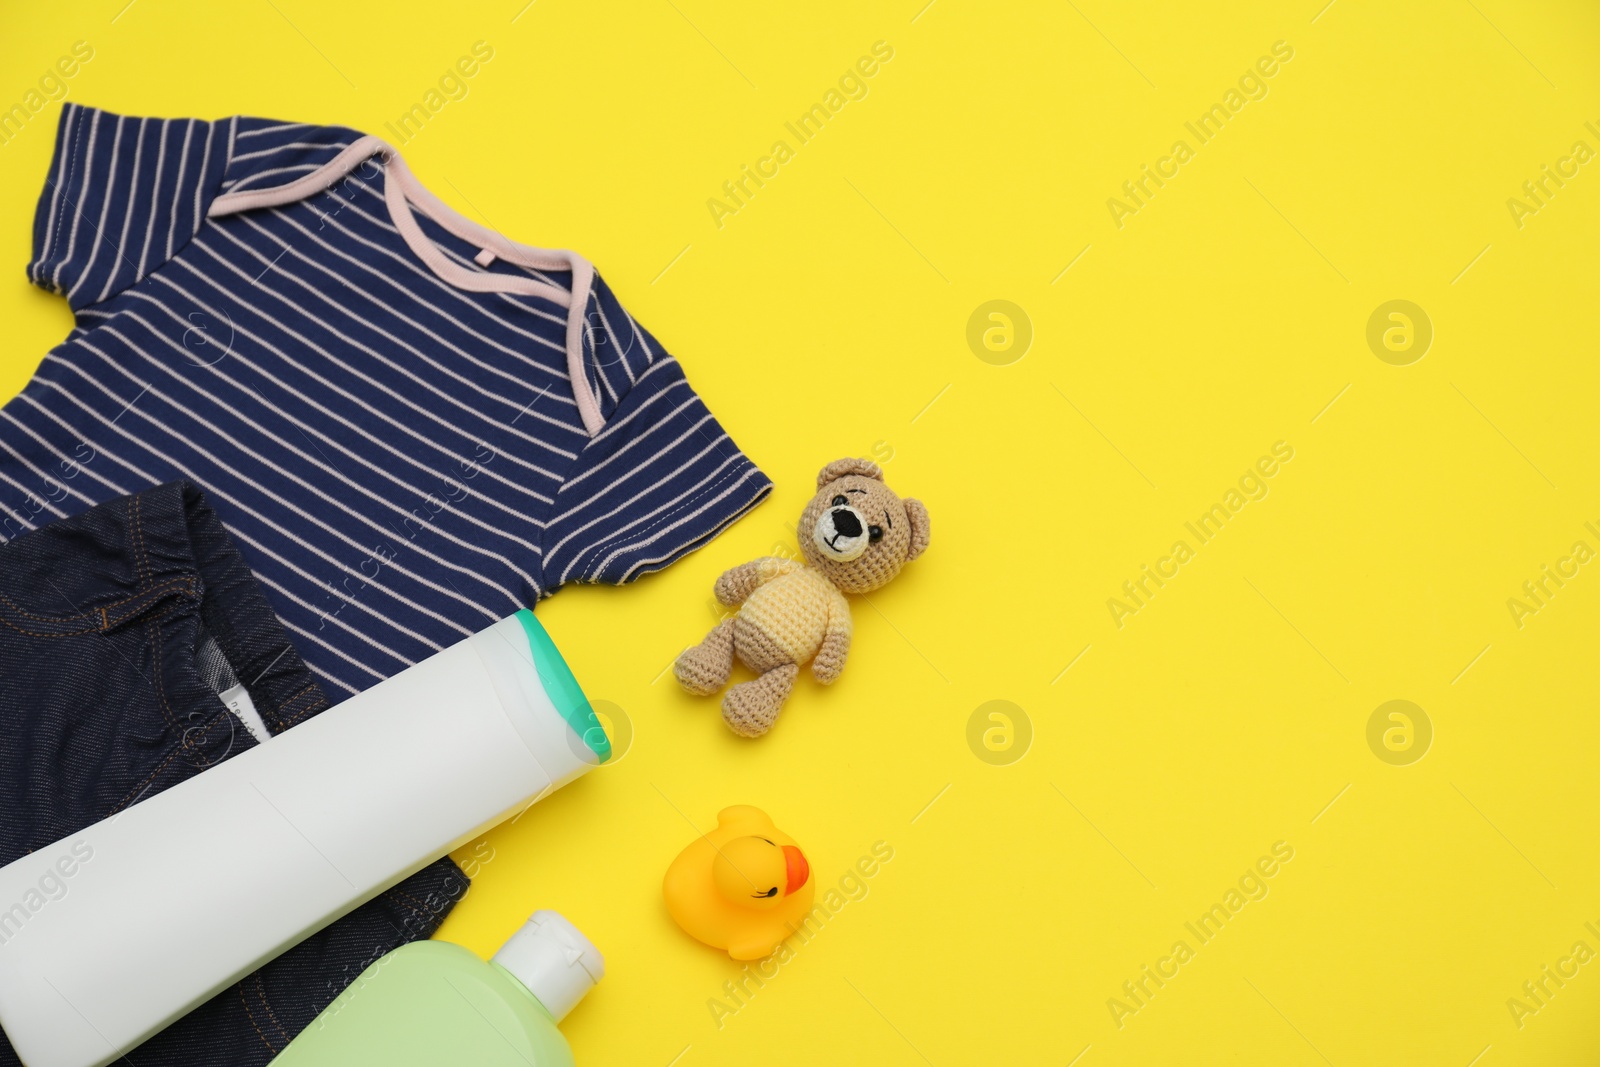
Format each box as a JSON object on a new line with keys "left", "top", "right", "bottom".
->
{"left": 722, "top": 664, "right": 799, "bottom": 738}
{"left": 673, "top": 619, "right": 737, "bottom": 695}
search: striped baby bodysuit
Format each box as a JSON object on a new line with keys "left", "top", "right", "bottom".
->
{"left": 5, "top": 103, "right": 772, "bottom": 698}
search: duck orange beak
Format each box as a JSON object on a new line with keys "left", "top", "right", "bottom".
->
{"left": 783, "top": 845, "right": 810, "bottom": 894}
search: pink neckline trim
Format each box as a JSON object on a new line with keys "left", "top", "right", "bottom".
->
{"left": 208, "top": 134, "right": 605, "bottom": 436}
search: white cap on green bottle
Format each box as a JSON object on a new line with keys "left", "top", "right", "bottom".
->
{"left": 491, "top": 910, "right": 605, "bottom": 1022}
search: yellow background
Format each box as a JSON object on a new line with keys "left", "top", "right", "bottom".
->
{"left": 4, "top": 1, "right": 1600, "bottom": 1063}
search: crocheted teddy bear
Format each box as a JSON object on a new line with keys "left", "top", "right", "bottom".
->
{"left": 674, "top": 458, "right": 931, "bottom": 737}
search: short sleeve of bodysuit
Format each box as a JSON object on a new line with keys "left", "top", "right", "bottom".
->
{"left": 8, "top": 103, "right": 772, "bottom": 698}
{"left": 29, "top": 106, "right": 232, "bottom": 309}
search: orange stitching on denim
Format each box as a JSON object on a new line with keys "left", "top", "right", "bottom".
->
{"left": 272, "top": 682, "right": 329, "bottom": 730}
{"left": 270, "top": 684, "right": 323, "bottom": 735}
{"left": 387, "top": 886, "right": 438, "bottom": 922}
{"left": 276, "top": 697, "right": 328, "bottom": 731}
{"left": 0, "top": 599, "right": 186, "bottom": 640}
{"left": 126, "top": 497, "right": 142, "bottom": 586}
{"left": 277, "top": 682, "right": 320, "bottom": 708}
{"left": 130, "top": 494, "right": 150, "bottom": 589}
{"left": 100, "top": 577, "right": 195, "bottom": 628}
{"left": 104, "top": 710, "right": 222, "bottom": 817}
{"left": 0, "top": 577, "right": 194, "bottom": 636}
{"left": 239, "top": 979, "right": 279, "bottom": 1055}
{"left": 255, "top": 972, "right": 291, "bottom": 1045}
{"left": 382, "top": 889, "right": 426, "bottom": 922}
{"left": 147, "top": 616, "right": 178, "bottom": 732}
{"left": 382, "top": 887, "right": 441, "bottom": 940}
{"left": 106, "top": 744, "right": 181, "bottom": 818}
{"left": 0, "top": 614, "right": 102, "bottom": 638}
{"left": 0, "top": 590, "right": 104, "bottom": 624}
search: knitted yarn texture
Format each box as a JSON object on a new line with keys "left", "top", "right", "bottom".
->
{"left": 674, "top": 458, "right": 931, "bottom": 737}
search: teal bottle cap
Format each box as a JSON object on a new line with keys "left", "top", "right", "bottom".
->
{"left": 513, "top": 610, "right": 610, "bottom": 763}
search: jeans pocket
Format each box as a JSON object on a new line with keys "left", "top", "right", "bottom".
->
{"left": 0, "top": 575, "right": 197, "bottom": 639}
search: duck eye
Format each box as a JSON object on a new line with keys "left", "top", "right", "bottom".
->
{"left": 831, "top": 495, "right": 847, "bottom": 506}
{"left": 762, "top": 887, "right": 778, "bottom": 897}
{"left": 868, "top": 525, "right": 883, "bottom": 542}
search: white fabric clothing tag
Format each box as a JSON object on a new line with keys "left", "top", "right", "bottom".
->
{"left": 220, "top": 683, "right": 273, "bottom": 745}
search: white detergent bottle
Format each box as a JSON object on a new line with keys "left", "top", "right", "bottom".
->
{"left": 0, "top": 610, "right": 609, "bottom": 1067}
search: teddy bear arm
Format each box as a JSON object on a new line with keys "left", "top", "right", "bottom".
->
{"left": 715, "top": 558, "right": 780, "bottom": 606}
{"left": 811, "top": 596, "right": 853, "bottom": 684}
{"left": 713, "top": 563, "right": 768, "bottom": 604}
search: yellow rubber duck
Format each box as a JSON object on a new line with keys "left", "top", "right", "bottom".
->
{"left": 663, "top": 806, "right": 813, "bottom": 960}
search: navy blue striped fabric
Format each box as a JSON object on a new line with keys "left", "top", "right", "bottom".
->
{"left": 7, "top": 103, "right": 771, "bottom": 698}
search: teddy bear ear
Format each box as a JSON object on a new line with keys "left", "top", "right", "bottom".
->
{"left": 903, "top": 498, "right": 931, "bottom": 562}
{"left": 816, "top": 458, "right": 883, "bottom": 489}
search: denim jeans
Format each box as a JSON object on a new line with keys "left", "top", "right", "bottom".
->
{"left": 0, "top": 482, "right": 468, "bottom": 1065}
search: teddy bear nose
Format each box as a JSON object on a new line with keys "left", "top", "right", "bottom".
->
{"left": 831, "top": 508, "right": 863, "bottom": 538}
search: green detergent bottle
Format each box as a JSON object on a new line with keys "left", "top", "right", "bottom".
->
{"left": 275, "top": 911, "right": 603, "bottom": 1066}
